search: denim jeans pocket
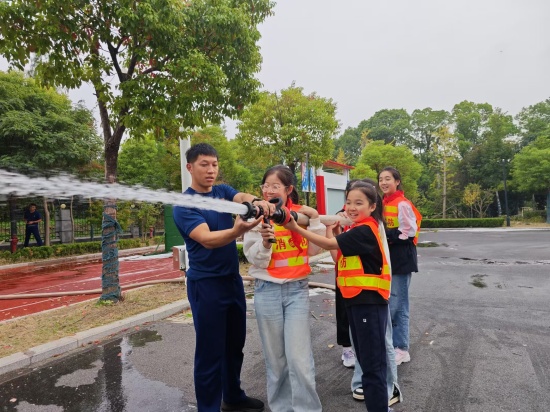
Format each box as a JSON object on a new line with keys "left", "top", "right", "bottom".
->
{"left": 296, "top": 278, "right": 309, "bottom": 290}
{"left": 255, "top": 278, "right": 267, "bottom": 293}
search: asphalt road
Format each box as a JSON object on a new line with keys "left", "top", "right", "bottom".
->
{"left": 1, "top": 229, "right": 549, "bottom": 412}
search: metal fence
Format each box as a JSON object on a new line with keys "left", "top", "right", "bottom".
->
{"left": 0, "top": 197, "right": 165, "bottom": 247}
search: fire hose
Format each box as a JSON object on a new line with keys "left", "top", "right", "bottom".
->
{"left": 0, "top": 277, "right": 335, "bottom": 300}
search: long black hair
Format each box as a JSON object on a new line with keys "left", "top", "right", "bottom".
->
{"left": 378, "top": 166, "right": 403, "bottom": 191}
{"left": 346, "top": 181, "right": 384, "bottom": 223}
{"left": 261, "top": 165, "right": 299, "bottom": 204}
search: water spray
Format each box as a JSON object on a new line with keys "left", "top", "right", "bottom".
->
{"left": 0, "top": 169, "right": 350, "bottom": 226}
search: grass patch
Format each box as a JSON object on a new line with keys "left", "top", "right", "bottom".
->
{"left": 0, "top": 262, "right": 253, "bottom": 359}
{"left": 0, "top": 283, "right": 186, "bottom": 358}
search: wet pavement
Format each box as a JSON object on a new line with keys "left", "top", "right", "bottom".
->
{"left": 0, "top": 229, "right": 549, "bottom": 412}
{"left": 0, "top": 253, "right": 181, "bottom": 321}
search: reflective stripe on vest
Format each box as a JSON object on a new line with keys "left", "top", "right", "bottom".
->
{"left": 383, "top": 196, "right": 422, "bottom": 245}
{"left": 336, "top": 220, "right": 391, "bottom": 300}
{"left": 266, "top": 205, "right": 311, "bottom": 279}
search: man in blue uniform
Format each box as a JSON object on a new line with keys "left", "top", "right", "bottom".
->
{"left": 24, "top": 203, "right": 43, "bottom": 247}
{"left": 173, "top": 143, "right": 274, "bottom": 412}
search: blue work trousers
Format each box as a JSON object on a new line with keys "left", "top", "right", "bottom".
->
{"left": 24, "top": 225, "right": 43, "bottom": 247}
{"left": 187, "top": 275, "right": 247, "bottom": 412}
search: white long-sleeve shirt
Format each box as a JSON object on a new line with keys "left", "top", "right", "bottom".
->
{"left": 397, "top": 201, "right": 418, "bottom": 240}
{"left": 243, "top": 218, "right": 326, "bottom": 284}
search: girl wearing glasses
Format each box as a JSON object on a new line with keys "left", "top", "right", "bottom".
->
{"left": 243, "top": 165, "right": 323, "bottom": 412}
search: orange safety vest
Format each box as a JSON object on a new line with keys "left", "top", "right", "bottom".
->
{"left": 266, "top": 204, "right": 311, "bottom": 279}
{"left": 336, "top": 219, "right": 391, "bottom": 300}
{"left": 383, "top": 194, "right": 422, "bottom": 245}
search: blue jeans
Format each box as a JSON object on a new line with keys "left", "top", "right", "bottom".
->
{"left": 390, "top": 273, "right": 412, "bottom": 350}
{"left": 351, "top": 305, "right": 400, "bottom": 399}
{"left": 254, "top": 279, "right": 322, "bottom": 412}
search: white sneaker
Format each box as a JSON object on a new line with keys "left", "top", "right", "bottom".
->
{"left": 342, "top": 347, "right": 356, "bottom": 368}
{"left": 394, "top": 348, "right": 411, "bottom": 365}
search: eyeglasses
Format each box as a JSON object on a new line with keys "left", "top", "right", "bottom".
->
{"left": 260, "top": 184, "right": 287, "bottom": 191}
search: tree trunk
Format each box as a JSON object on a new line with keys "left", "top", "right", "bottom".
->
{"left": 43, "top": 197, "right": 50, "bottom": 246}
{"left": 97, "top": 90, "right": 125, "bottom": 302}
{"left": 8, "top": 196, "right": 18, "bottom": 253}
{"left": 547, "top": 190, "right": 550, "bottom": 224}
{"left": 70, "top": 196, "right": 75, "bottom": 243}
{"left": 496, "top": 190, "right": 502, "bottom": 216}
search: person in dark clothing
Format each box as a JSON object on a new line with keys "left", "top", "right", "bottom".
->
{"left": 24, "top": 203, "right": 43, "bottom": 247}
{"left": 172, "top": 143, "right": 275, "bottom": 412}
{"left": 286, "top": 182, "right": 391, "bottom": 412}
{"left": 378, "top": 167, "right": 421, "bottom": 366}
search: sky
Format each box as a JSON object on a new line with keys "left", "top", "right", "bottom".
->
{"left": 2, "top": 0, "right": 550, "bottom": 139}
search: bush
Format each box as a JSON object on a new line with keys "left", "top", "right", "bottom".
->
{"left": 422, "top": 218, "right": 505, "bottom": 228}
{"left": 0, "top": 238, "right": 152, "bottom": 264}
{"left": 521, "top": 210, "right": 546, "bottom": 222}
{"left": 237, "top": 243, "right": 246, "bottom": 262}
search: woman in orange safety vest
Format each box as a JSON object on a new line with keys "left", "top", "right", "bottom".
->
{"left": 378, "top": 166, "right": 421, "bottom": 367}
{"left": 284, "top": 181, "right": 391, "bottom": 412}
{"left": 243, "top": 165, "right": 324, "bottom": 412}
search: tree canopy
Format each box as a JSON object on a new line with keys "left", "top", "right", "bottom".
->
{"left": 0, "top": 71, "right": 101, "bottom": 171}
{"left": 352, "top": 140, "right": 423, "bottom": 202}
{"left": 0, "top": 0, "right": 274, "bottom": 302}
{"left": 0, "top": 0, "right": 274, "bottom": 181}
{"left": 236, "top": 85, "right": 339, "bottom": 173}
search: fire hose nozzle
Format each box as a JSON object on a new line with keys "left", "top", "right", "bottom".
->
{"left": 239, "top": 197, "right": 298, "bottom": 227}
{"left": 239, "top": 202, "right": 263, "bottom": 220}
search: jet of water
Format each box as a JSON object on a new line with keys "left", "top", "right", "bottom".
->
{"left": 0, "top": 169, "right": 248, "bottom": 215}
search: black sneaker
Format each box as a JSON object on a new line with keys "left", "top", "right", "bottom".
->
{"left": 221, "top": 396, "right": 264, "bottom": 412}
{"left": 389, "top": 385, "right": 402, "bottom": 406}
{"left": 352, "top": 387, "right": 364, "bottom": 401}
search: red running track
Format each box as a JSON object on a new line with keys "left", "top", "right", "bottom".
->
{"left": 0, "top": 254, "right": 182, "bottom": 322}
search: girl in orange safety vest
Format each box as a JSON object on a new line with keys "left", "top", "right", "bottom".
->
{"left": 243, "top": 165, "right": 324, "bottom": 412}
{"left": 378, "top": 166, "right": 421, "bottom": 367}
{"left": 284, "top": 181, "right": 392, "bottom": 412}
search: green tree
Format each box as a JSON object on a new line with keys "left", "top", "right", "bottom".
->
{"left": 0, "top": 0, "right": 273, "bottom": 301}
{"left": 516, "top": 98, "right": 550, "bottom": 148}
{"left": 432, "top": 126, "right": 459, "bottom": 218}
{"left": 191, "top": 125, "right": 254, "bottom": 192}
{"left": 410, "top": 108, "right": 449, "bottom": 167}
{"left": 361, "top": 109, "right": 412, "bottom": 146}
{"left": 451, "top": 101, "right": 493, "bottom": 158}
{"left": 460, "top": 109, "right": 517, "bottom": 190}
{"left": 0, "top": 71, "right": 102, "bottom": 171}
{"left": 462, "top": 183, "right": 494, "bottom": 218}
{"left": 236, "top": 85, "right": 339, "bottom": 174}
{"left": 118, "top": 134, "right": 178, "bottom": 190}
{"left": 0, "top": 71, "right": 101, "bottom": 246}
{"left": 352, "top": 140, "right": 423, "bottom": 203}
{"left": 511, "top": 135, "right": 550, "bottom": 223}
{"left": 333, "top": 126, "right": 363, "bottom": 166}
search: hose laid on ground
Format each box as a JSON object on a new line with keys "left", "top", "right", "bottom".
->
{"left": 0, "top": 276, "right": 335, "bottom": 300}
{"left": 241, "top": 276, "right": 335, "bottom": 290}
{"left": 0, "top": 277, "right": 186, "bottom": 300}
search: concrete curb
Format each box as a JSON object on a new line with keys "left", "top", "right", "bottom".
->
{"left": 0, "top": 299, "right": 190, "bottom": 376}
{"left": 0, "top": 251, "right": 330, "bottom": 376}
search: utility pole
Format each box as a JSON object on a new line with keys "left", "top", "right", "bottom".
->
{"left": 502, "top": 159, "right": 511, "bottom": 227}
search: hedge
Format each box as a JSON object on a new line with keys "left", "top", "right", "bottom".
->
{"left": 0, "top": 237, "right": 161, "bottom": 264}
{"left": 422, "top": 218, "right": 505, "bottom": 228}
